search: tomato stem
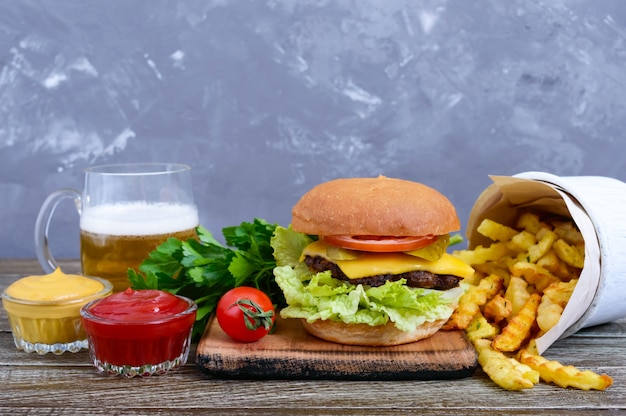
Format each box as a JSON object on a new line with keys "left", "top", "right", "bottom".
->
{"left": 234, "top": 299, "right": 275, "bottom": 331}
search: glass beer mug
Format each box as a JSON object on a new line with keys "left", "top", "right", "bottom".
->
{"left": 35, "top": 163, "right": 199, "bottom": 292}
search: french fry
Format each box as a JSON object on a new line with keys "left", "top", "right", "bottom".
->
{"left": 492, "top": 293, "right": 541, "bottom": 352}
{"left": 506, "top": 230, "right": 537, "bottom": 253}
{"left": 466, "top": 312, "right": 499, "bottom": 342}
{"left": 553, "top": 239, "right": 585, "bottom": 268}
{"left": 536, "top": 296, "right": 563, "bottom": 333}
{"left": 477, "top": 218, "right": 519, "bottom": 242}
{"left": 452, "top": 242, "right": 510, "bottom": 266}
{"left": 553, "top": 220, "right": 585, "bottom": 246}
{"left": 443, "top": 274, "right": 504, "bottom": 330}
{"left": 528, "top": 230, "right": 558, "bottom": 263}
{"left": 509, "top": 261, "right": 561, "bottom": 292}
{"left": 449, "top": 211, "right": 610, "bottom": 391}
{"left": 511, "top": 357, "right": 541, "bottom": 385}
{"left": 519, "top": 349, "right": 613, "bottom": 391}
{"left": 472, "top": 263, "right": 510, "bottom": 286}
{"left": 475, "top": 339, "right": 538, "bottom": 390}
{"left": 504, "top": 276, "right": 531, "bottom": 316}
{"left": 523, "top": 338, "right": 540, "bottom": 356}
{"left": 543, "top": 279, "right": 578, "bottom": 307}
{"left": 536, "top": 250, "right": 571, "bottom": 280}
{"left": 516, "top": 211, "right": 544, "bottom": 234}
{"left": 483, "top": 294, "right": 512, "bottom": 323}
{"left": 536, "top": 279, "right": 578, "bottom": 333}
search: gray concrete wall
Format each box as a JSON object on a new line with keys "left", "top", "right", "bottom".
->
{"left": 2, "top": 0, "right": 625, "bottom": 259}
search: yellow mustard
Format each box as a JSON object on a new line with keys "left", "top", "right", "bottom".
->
{"left": 5, "top": 267, "right": 104, "bottom": 301}
{"left": 2, "top": 268, "right": 111, "bottom": 349}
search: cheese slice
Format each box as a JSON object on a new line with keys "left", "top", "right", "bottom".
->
{"left": 301, "top": 240, "right": 474, "bottom": 280}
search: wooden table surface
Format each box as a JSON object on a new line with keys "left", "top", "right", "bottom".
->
{"left": 1, "top": 259, "right": 625, "bottom": 415}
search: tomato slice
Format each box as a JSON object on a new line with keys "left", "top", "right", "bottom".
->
{"left": 322, "top": 234, "right": 438, "bottom": 253}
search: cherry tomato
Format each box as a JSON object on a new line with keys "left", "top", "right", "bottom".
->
{"left": 323, "top": 234, "right": 438, "bottom": 253}
{"left": 216, "top": 287, "right": 275, "bottom": 342}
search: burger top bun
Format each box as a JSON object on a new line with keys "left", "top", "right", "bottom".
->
{"left": 292, "top": 176, "right": 460, "bottom": 237}
{"left": 301, "top": 318, "right": 447, "bottom": 346}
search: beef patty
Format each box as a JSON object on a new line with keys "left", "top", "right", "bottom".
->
{"left": 304, "top": 255, "right": 462, "bottom": 290}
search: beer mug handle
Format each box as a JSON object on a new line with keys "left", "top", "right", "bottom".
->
{"left": 34, "top": 189, "right": 82, "bottom": 273}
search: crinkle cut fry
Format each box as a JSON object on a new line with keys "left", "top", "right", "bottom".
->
{"left": 519, "top": 349, "right": 613, "bottom": 391}
{"left": 492, "top": 293, "right": 541, "bottom": 352}
{"left": 474, "top": 339, "right": 538, "bottom": 391}
{"left": 443, "top": 273, "right": 504, "bottom": 330}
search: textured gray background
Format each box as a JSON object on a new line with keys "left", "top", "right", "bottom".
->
{"left": 2, "top": 0, "right": 625, "bottom": 260}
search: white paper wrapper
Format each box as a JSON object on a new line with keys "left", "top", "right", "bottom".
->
{"left": 467, "top": 172, "right": 626, "bottom": 354}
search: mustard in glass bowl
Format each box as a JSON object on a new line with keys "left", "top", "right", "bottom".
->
{"left": 1, "top": 268, "right": 112, "bottom": 354}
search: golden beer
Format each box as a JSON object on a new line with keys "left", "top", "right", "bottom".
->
{"left": 79, "top": 202, "right": 198, "bottom": 292}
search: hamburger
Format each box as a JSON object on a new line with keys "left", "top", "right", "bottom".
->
{"left": 271, "top": 176, "right": 474, "bottom": 346}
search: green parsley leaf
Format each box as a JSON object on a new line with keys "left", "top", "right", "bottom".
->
{"left": 128, "top": 218, "right": 283, "bottom": 340}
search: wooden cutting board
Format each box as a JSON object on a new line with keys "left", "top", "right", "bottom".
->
{"left": 196, "top": 316, "right": 478, "bottom": 381}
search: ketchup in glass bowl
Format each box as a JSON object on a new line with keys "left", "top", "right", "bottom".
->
{"left": 80, "top": 288, "right": 197, "bottom": 377}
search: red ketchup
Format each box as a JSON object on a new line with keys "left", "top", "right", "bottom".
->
{"left": 81, "top": 288, "right": 196, "bottom": 375}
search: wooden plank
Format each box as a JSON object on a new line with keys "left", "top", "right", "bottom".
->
{"left": 0, "top": 258, "right": 81, "bottom": 275}
{"left": 1, "top": 329, "right": 626, "bottom": 413}
{"left": 197, "top": 315, "right": 478, "bottom": 380}
{"left": 2, "top": 261, "right": 626, "bottom": 413}
{"left": 1, "top": 356, "right": 625, "bottom": 413}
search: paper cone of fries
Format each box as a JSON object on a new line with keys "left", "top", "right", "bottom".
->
{"left": 467, "top": 172, "right": 626, "bottom": 354}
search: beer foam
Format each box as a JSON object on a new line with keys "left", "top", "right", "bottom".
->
{"left": 80, "top": 202, "right": 199, "bottom": 236}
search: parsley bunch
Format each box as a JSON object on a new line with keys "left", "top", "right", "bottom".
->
{"left": 128, "top": 218, "right": 284, "bottom": 340}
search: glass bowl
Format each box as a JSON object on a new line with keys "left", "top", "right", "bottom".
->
{"left": 80, "top": 289, "right": 197, "bottom": 377}
{"left": 1, "top": 275, "right": 112, "bottom": 354}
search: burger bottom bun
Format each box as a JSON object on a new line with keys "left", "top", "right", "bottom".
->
{"left": 301, "top": 318, "right": 447, "bottom": 347}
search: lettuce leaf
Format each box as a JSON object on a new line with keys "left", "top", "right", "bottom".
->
{"left": 270, "top": 225, "right": 314, "bottom": 278}
{"left": 271, "top": 226, "right": 466, "bottom": 333}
